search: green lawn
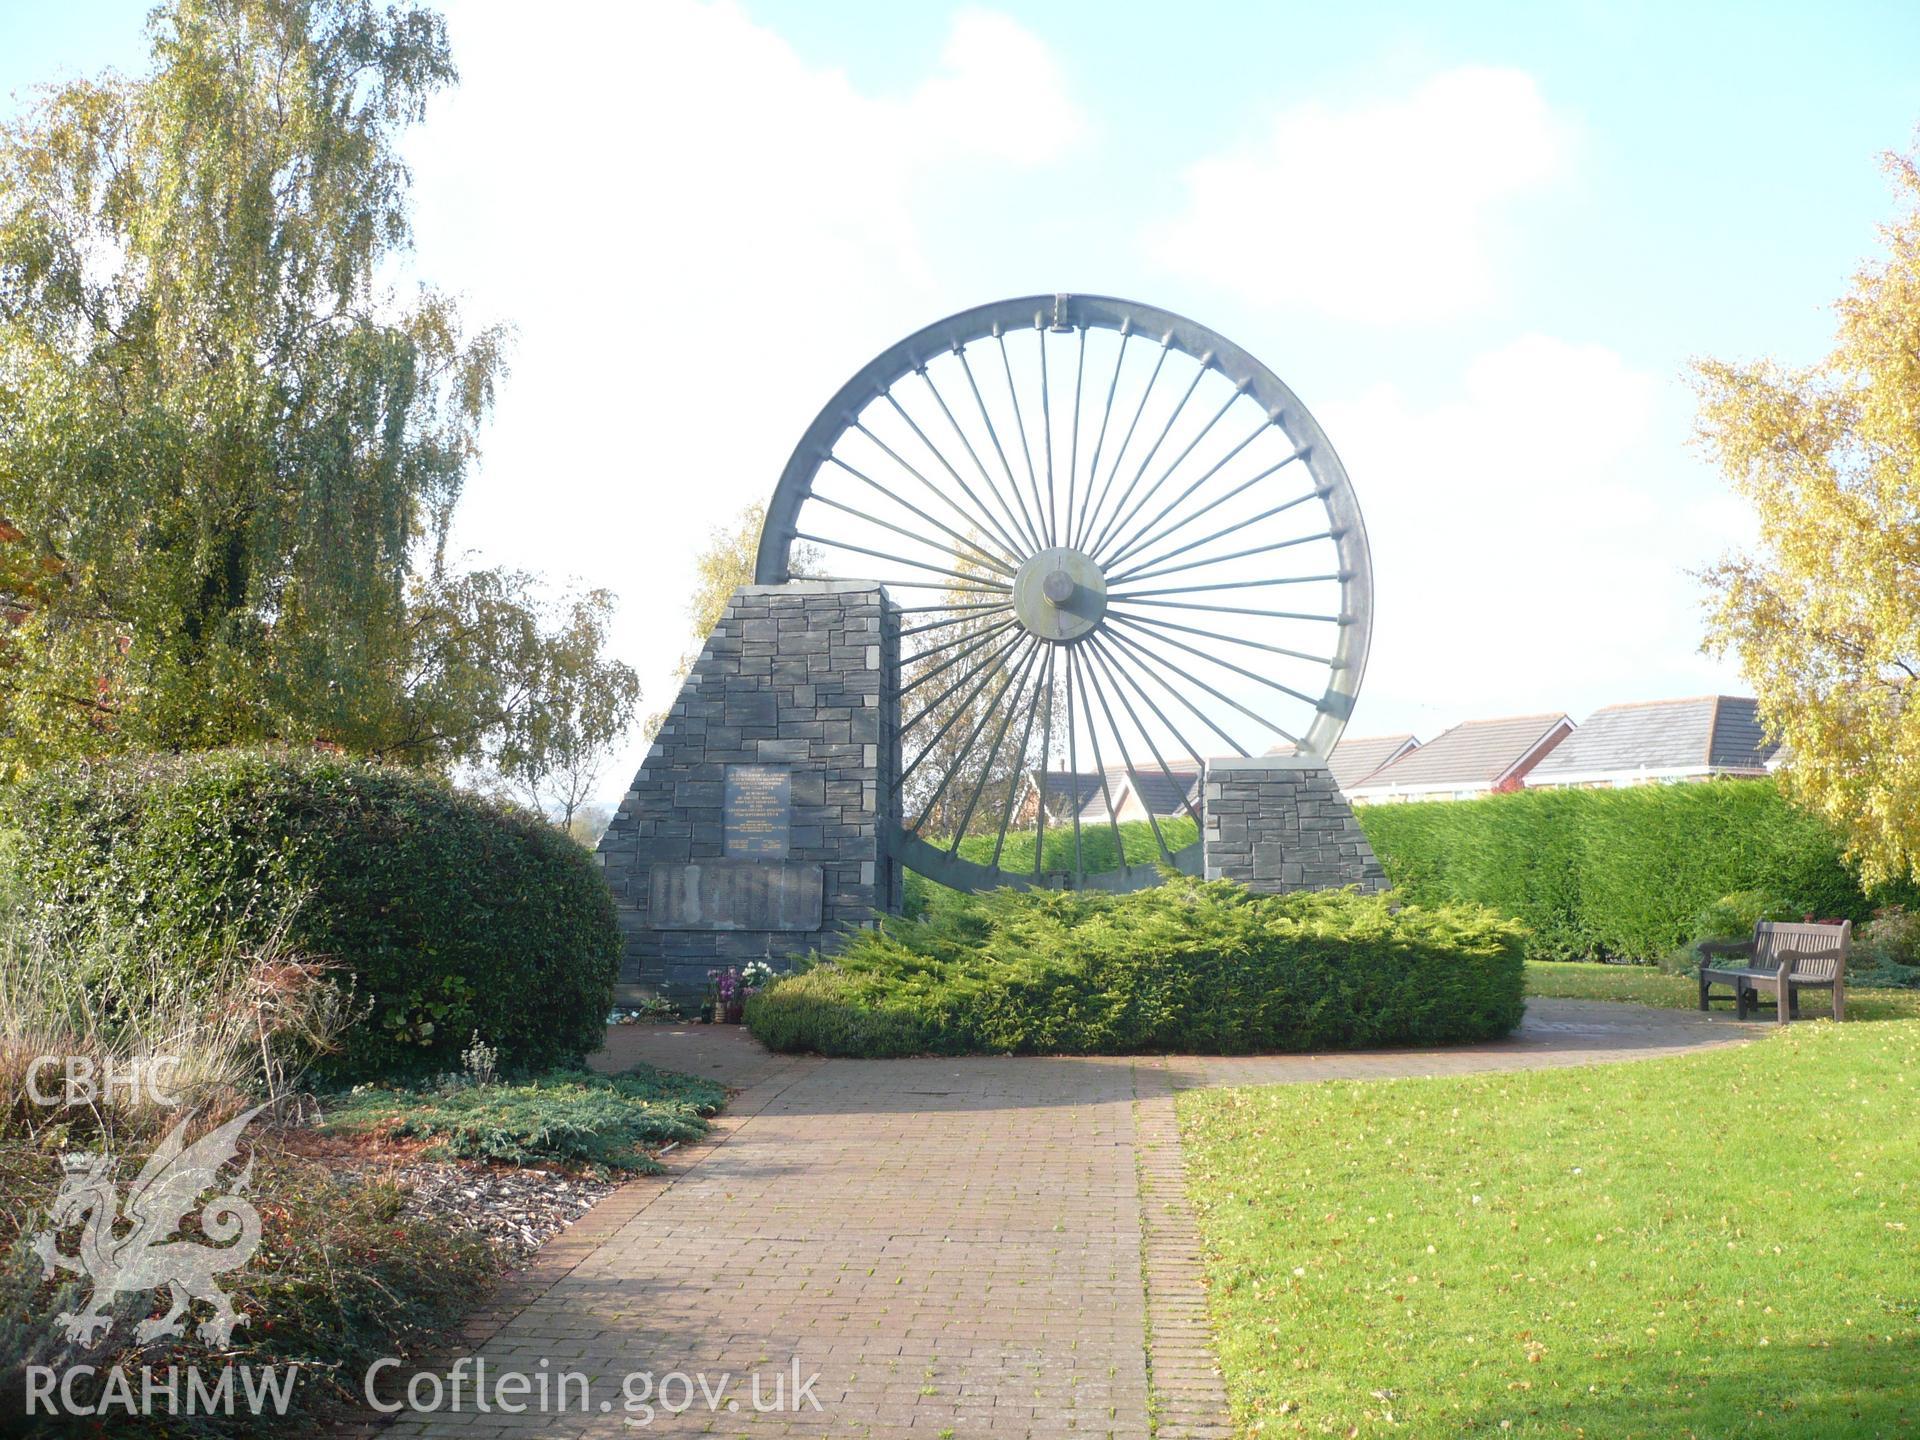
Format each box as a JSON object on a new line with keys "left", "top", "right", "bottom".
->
{"left": 1180, "top": 1020, "right": 1920, "bottom": 1437}
{"left": 1526, "top": 960, "right": 1920, "bottom": 1022}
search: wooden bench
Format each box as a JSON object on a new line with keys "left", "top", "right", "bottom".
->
{"left": 1698, "top": 919, "right": 1850, "bottom": 1024}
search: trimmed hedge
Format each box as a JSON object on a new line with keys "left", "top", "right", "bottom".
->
{"left": 746, "top": 879, "right": 1526, "bottom": 1057}
{"left": 1356, "top": 778, "right": 1914, "bottom": 963}
{"left": 12, "top": 750, "right": 619, "bottom": 1082}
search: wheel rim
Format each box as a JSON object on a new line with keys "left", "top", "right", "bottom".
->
{"left": 756, "top": 293, "right": 1373, "bottom": 892}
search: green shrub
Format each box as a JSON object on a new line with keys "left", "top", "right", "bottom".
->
{"left": 747, "top": 878, "right": 1526, "bottom": 1057}
{"left": 11, "top": 750, "right": 619, "bottom": 1083}
{"left": 319, "top": 1063, "right": 724, "bottom": 1173}
{"left": 1855, "top": 906, "right": 1920, "bottom": 989}
{"left": 1358, "top": 779, "right": 1915, "bottom": 964}
{"left": 1653, "top": 889, "right": 1797, "bottom": 974}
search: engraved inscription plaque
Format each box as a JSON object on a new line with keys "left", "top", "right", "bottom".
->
{"left": 650, "top": 861, "right": 824, "bottom": 931}
{"left": 725, "top": 765, "right": 792, "bottom": 859}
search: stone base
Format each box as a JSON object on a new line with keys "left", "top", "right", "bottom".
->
{"left": 1202, "top": 755, "right": 1386, "bottom": 893}
{"left": 596, "top": 582, "right": 901, "bottom": 1002}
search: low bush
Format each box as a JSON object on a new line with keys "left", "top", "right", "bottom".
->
{"left": 319, "top": 1064, "right": 725, "bottom": 1174}
{"left": 1855, "top": 906, "right": 1920, "bottom": 989}
{"left": 1358, "top": 779, "right": 1917, "bottom": 963}
{"left": 0, "top": 1143, "right": 499, "bottom": 1434}
{"left": 748, "top": 878, "right": 1526, "bottom": 1058}
{"left": 11, "top": 750, "right": 620, "bottom": 1083}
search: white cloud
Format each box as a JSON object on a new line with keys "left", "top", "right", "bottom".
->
{"left": 402, "top": 1, "right": 1087, "bottom": 800}
{"left": 1325, "top": 334, "right": 1745, "bottom": 732}
{"left": 1147, "top": 67, "right": 1564, "bottom": 324}
{"left": 908, "top": 8, "right": 1089, "bottom": 165}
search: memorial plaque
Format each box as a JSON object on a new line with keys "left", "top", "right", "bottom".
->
{"left": 725, "top": 765, "right": 792, "bottom": 858}
{"left": 649, "top": 861, "right": 824, "bottom": 931}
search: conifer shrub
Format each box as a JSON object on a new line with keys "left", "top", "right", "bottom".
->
{"left": 747, "top": 878, "right": 1525, "bottom": 1057}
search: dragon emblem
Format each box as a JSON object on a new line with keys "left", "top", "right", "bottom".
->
{"left": 29, "top": 1105, "right": 265, "bottom": 1347}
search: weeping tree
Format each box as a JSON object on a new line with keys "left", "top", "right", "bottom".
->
{"left": 0, "top": 0, "right": 637, "bottom": 789}
{"left": 1694, "top": 148, "right": 1920, "bottom": 886}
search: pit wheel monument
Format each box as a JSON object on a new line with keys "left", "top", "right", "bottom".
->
{"left": 599, "top": 295, "right": 1386, "bottom": 1000}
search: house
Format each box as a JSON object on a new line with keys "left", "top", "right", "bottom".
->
{"left": 1523, "top": 696, "right": 1777, "bottom": 789}
{"left": 1017, "top": 764, "right": 1204, "bottom": 826}
{"left": 1345, "top": 713, "right": 1573, "bottom": 804}
{"left": 1264, "top": 734, "right": 1420, "bottom": 794}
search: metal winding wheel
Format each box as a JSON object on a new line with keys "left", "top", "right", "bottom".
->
{"left": 755, "top": 294, "right": 1373, "bottom": 892}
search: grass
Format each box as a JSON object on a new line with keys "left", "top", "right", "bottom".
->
{"left": 318, "top": 1063, "right": 726, "bottom": 1173}
{"left": 1180, "top": 1019, "right": 1920, "bottom": 1438}
{"left": 1526, "top": 961, "right": 1920, "bottom": 1022}
{"left": 905, "top": 815, "right": 1198, "bottom": 917}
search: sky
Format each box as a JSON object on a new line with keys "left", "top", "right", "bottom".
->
{"left": 5, "top": 0, "right": 1919, "bottom": 803}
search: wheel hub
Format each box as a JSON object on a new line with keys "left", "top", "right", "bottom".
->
{"left": 1013, "top": 547, "right": 1107, "bottom": 643}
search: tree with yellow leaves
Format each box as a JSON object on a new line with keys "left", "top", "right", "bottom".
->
{"left": 1694, "top": 150, "right": 1920, "bottom": 886}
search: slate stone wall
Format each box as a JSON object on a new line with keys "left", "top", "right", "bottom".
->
{"left": 596, "top": 582, "right": 900, "bottom": 1001}
{"left": 1202, "top": 755, "right": 1387, "bottom": 893}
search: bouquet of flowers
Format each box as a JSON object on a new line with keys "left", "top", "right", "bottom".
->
{"left": 741, "top": 960, "right": 776, "bottom": 991}
{"left": 708, "top": 966, "right": 745, "bottom": 1024}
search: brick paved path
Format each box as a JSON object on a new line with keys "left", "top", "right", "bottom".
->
{"left": 383, "top": 1001, "right": 1755, "bottom": 1439}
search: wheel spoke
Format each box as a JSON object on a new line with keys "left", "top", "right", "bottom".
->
{"left": 808, "top": 489, "right": 1016, "bottom": 579}
{"left": 1064, "top": 648, "right": 1085, "bottom": 886}
{"left": 823, "top": 453, "right": 1019, "bottom": 576}
{"left": 1100, "top": 418, "right": 1282, "bottom": 571}
{"left": 1105, "top": 610, "right": 1322, "bottom": 709}
{"left": 794, "top": 531, "right": 1013, "bottom": 590}
{"left": 1064, "top": 326, "right": 1086, "bottom": 566}
{"left": 1103, "top": 607, "right": 1333, "bottom": 666}
{"left": 1079, "top": 643, "right": 1175, "bottom": 863}
{"left": 945, "top": 640, "right": 1046, "bottom": 851}
{"left": 1033, "top": 645, "right": 1058, "bottom": 880}
{"left": 1099, "top": 622, "right": 1302, "bottom": 748}
{"left": 898, "top": 378, "right": 1036, "bottom": 563}
{"left": 1098, "top": 624, "right": 1250, "bottom": 759}
{"left": 899, "top": 631, "right": 1030, "bottom": 785}
{"left": 1106, "top": 596, "right": 1342, "bottom": 622}
{"left": 1084, "top": 639, "right": 1204, "bottom": 831}
{"left": 955, "top": 346, "right": 1048, "bottom": 554}
{"left": 1070, "top": 645, "right": 1134, "bottom": 871}
{"left": 899, "top": 617, "right": 1021, "bottom": 702}
{"left": 1104, "top": 448, "right": 1309, "bottom": 574}
{"left": 908, "top": 635, "right": 1040, "bottom": 830}
{"left": 1073, "top": 326, "right": 1133, "bottom": 550}
{"left": 1109, "top": 530, "right": 1336, "bottom": 588}
{"left": 1109, "top": 574, "right": 1343, "bottom": 600}
{"left": 987, "top": 642, "right": 1050, "bottom": 869}
{"left": 855, "top": 411, "right": 1027, "bottom": 567}
{"left": 899, "top": 604, "right": 1012, "bottom": 640}
{"left": 1091, "top": 382, "right": 1242, "bottom": 567}
{"left": 809, "top": 574, "right": 1012, "bottom": 593}
{"left": 995, "top": 330, "right": 1051, "bottom": 551}
{"left": 1106, "top": 481, "right": 1317, "bottom": 583}
{"left": 1083, "top": 355, "right": 1211, "bottom": 560}
{"left": 1076, "top": 337, "right": 1168, "bottom": 554}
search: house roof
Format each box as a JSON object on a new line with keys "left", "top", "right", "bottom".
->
{"left": 1266, "top": 734, "right": 1421, "bottom": 791}
{"left": 1527, "top": 696, "right": 1776, "bottom": 779}
{"left": 1122, "top": 766, "right": 1202, "bottom": 818}
{"left": 1033, "top": 765, "right": 1202, "bottom": 818}
{"left": 1034, "top": 770, "right": 1109, "bottom": 815}
{"left": 1357, "top": 713, "right": 1571, "bottom": 789}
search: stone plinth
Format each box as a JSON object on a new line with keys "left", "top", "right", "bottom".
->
{"left": 1202, "top": 755, "right": 1386, "bottom": 893}
{"left": 596, "top": 582, "right": 901, "bottom": 1002}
